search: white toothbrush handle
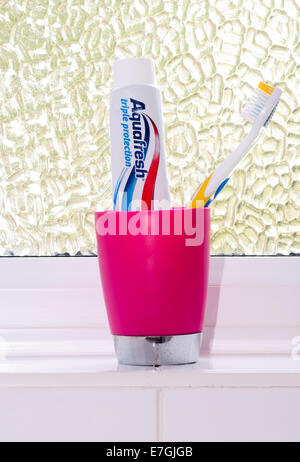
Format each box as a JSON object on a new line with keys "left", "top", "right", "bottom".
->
{"left": 204, "top": 125, "right": 260, "bottom": 197}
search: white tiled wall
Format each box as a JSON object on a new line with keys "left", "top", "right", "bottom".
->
{"left": 1, "top": 386, "right": 300, "bottom": 442}
{"left": 161, "top": 388, "right": 300, "bottom": 442}
{"left": 0, "top": 389, "right": 157, "bottom": 442}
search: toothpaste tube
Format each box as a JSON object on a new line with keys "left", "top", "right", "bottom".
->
{"left": 110, "top": 57, "right": 171, "bottom": 211}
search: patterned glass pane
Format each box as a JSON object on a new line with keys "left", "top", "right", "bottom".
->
{"left": 0, "top": 0, "right": 299, "bottom": 255}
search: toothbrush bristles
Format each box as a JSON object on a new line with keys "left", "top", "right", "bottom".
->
{"left": 241, "top": 88, "right": 269, "bottom": 123}
{"left": 241, "top": 81, "right": 276, "bottom": 125}
{"left": 258, "top": 81, "right": 274, "bottom": 95}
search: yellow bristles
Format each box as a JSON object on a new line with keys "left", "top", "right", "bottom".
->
{"left": 258, "top": 81, "right": 274, "bottom": 95}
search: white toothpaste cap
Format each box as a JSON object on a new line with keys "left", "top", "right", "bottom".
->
{"left": 113, "top": 57, "right": 156, "bottom": 89}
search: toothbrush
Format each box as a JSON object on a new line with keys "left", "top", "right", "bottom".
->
{"left": 189, "top": 82, "right": 282, "bottom": 208}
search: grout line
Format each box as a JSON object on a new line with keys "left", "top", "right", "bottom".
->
{"left": 156, "top": 388, "right": 163, "bottom": 442}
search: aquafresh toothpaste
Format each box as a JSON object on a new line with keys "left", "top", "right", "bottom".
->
{"left": 110, "top": 57, "right": 171, "bottom": 211}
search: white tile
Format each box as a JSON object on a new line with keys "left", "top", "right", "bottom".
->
{"left": 0, "top": 388, "right": 156, "bottom": 442}
{"left": 162, "top": 388, "right": 300, "bottom": 442}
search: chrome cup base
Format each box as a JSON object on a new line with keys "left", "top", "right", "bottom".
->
{"left": 114, "top": 333, "right": 202, "bottom": 366}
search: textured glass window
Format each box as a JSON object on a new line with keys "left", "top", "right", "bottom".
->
{"left": 0, "top": 0, "right": 299, "bottom": 256}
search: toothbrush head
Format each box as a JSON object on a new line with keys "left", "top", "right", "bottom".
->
{"left": 241, "top": 81, "right": 282, "bottom": 128}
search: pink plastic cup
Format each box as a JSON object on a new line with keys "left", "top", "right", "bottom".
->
{"left": 95, "top": 207, "right": 210, "bottom": 365}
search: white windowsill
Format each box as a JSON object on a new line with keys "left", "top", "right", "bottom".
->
{"left": 0, "top": 256, "right": 299, "bottom": 382}
{"left": 0, "top": 350, "right": 300, "bottom": 387}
